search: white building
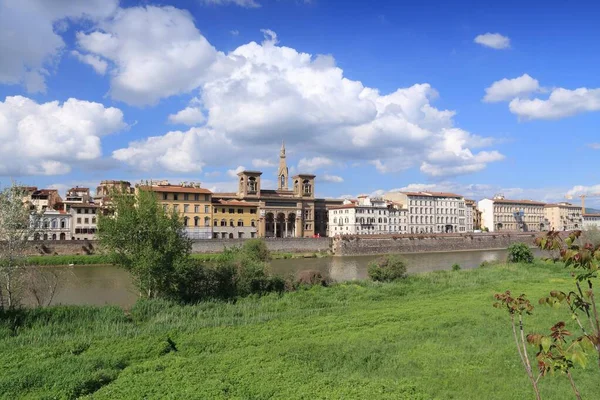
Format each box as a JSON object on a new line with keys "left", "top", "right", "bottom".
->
{"left": 32, "top": 209, "right": 72, "bottom": 241}
{"left": 478, "top": 196, "right": 547, "bottom": 232}
{"left": 465, "top": 199, "right": 475, "bottom": 232}
{"left": 70, "top": 203, "right": 98, "bottom": 240}
{"left": 384, "top": 191, "right": 468, "bottom": 234}
{"left": 583, "top": 214, "right": 600, "bottom": 230}
{"left": 388, "top": 202, "right": 408, "bottom": 234}
{"left": 328, "top": 196, "right": 389, "bottom": 236}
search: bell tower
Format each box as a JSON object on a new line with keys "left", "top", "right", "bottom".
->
{"left": 278, "top": 141, "right": 289, "bottom": 190}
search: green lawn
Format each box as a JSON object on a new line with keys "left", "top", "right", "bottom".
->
{"left": 2, "top": 261, "right": 600, "bottom": 399}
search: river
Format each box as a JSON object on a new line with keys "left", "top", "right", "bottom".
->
{"left": 44, "top": 248, "right": 544, "bottom": 308}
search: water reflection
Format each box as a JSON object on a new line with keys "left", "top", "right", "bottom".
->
{"left": 39, "top": 249, "right": 542, "bottom": 308}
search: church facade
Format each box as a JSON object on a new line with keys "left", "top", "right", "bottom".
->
{"left": 212, "top": 143, "right": 343, "bottom": 238}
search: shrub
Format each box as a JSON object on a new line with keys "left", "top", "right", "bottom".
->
{"left": 367, "top": 255, "right": 408, "bottom": 282}
{"left": 451, "top": 263, "right": 461, "bottom": 271}
{"left": 507, "top": 242, "right": 534, "bottom": 264}
{"left": 242, "top": 239, "right": 270, "bottom": 262}
{"left": 296, "top": 270, "right": 331, "bottom": 287}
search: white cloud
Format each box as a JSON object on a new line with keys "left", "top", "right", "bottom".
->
{"left": 71, "top": 51, "right": 108, "bottom": 75}
{"left": 168, "top": 107, "right": 206, "bottom": 126}
{"left": 321, "top": 174, "right": 344, "bottom": 183}
{"left": 0, "top": 96, "right": 126, "bottom": 176}
{"left": 200, "top": 0, "right": 260, "bottom": 8}
{"left": 0, "top": 0, "right": 118, "bottom": 92}
{"left": 113, "top": 127, "right": 231, "bottom": 173}
{"left": 298, "top": 157, "right": 333, "bottom": 172}
{"left": 76, "top": 6, "right": 220, "bottom": 106}
{"left": 105, "top": 10, "right": 502, "bottom": 177}
{"left": 483, "top": 74, "right": 539, "bottom": 102}
{"left": 474, "top": 33, "right": 510, "bottom": 49}
{"left": 509, "top": 87, "right": 600, "bottom": 120}
{"left": 227, "top": 165, "right": 246, "bottom": 177}
{"left": 588, "top": 143, "right": 600, "bottom": 150}
{"left": 230, "top": 30, "right": 240, "bottom": 36}
{"left": 252, "top": 158, "right": 275, "bottom": 168}
{"left": 567, "top": 185, "right": 600, "bottom": 197}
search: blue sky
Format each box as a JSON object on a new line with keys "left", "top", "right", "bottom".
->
{"left": 1, "top": 0, "right": 599, "bottom": 206}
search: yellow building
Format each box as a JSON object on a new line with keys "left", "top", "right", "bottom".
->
{"left": 211, "top": 199, "right": 259, "bottom": 239}
{"left": 544, "top": 202, "right": 582, "bottom": 231}
{"left": 138, "top": 182, "right": 213, "bottom": 239}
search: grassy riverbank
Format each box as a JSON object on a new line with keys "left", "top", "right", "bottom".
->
{"left": 24, "top": 251, "right": 329, "bottom": 266}
{"left": 2, "top": 261, "right": 600, "bottom": 399}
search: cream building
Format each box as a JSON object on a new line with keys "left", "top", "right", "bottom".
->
{"left": 388, "top": 202, "right": 408, "bottom": 234}
{"left": 384, "top": 191, "right": 468, "bottom": 234}
{"left": 32, "top": 209, "right": 71, "bottom": 241}
{"left": 465, "top": 199, "right": 475, "bottom": 232}
{"left": 70, "top": 203, "right": 98, "bottom": 240}
{"left": 544, "top": 202, "right": 582, "bottom": 231}
{"left": 478, "top": 196, "right": 547, "bottom": 232}
{"left": 583, "top": 214, "right": 600, "bottom": 230}
{"left": 328, "top": 196, "right": 389, "bottom": 236}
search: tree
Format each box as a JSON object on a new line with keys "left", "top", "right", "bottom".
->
{"left": 0, "top": 183, "right": 40, "bottom": 309}
{"left": 97, "top": 189, "right": 191, "bottom": 299}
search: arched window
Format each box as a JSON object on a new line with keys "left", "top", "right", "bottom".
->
{"left": 92, "top": 217, "right": 96, "bottom": 224}
{"left": 194, "top": 216, "right": 200, "bottom": 227}
{"left": 248, "top": 177, "right": 257, "bottom": 192}
{"left": 51, "top": 219, "right": 57, "bottom": 229}
{"left": 251, "top": 219, "right": 256, "bottom": 227}
{"left": 378, "top": 217, "right": 382, "bottom": 223}
{"left": 60, "top": 219, "right": 66, "bottom": 229}
{"left": 237, "top": 219, "right": 244, "bottom": 227}
{"left": 183, "top": 217, "right": 189, "bottom": 226}
{"left": 333, "top": 218, "right": 337, "bottom": 223}
{"left": 420, "top": 216, "right": 423, "bottom": 223}
{"left": 303, "top": 179, "right": 312, "bottom": 195}
{"left": 221, "top": 219, "right": 226, "bottom": 226}
{"left": 214, "top": 220, "right": 218, "bottom": 226}
{"left": 205, "top": 217, "right": 210, "bottom": 227}
{"left": 344, "top": 217, "right": 349, "bottom": 223}
{"left": 229, "top": 219, "right": 234, "bottom": 227}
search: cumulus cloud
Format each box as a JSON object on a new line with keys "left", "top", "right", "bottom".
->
{"left": 588, "top": 143, "right": 600, "bottom": 150}
{"left": 227, "top": 165, "right": 246, "bottom": 177}
{"left": 321, "top": 174, "right": 344, "bottom": 183}
{"left": 567, "top": 185, "right": 600, "bottom": 197}
{"left": 71, "top": 51, "right": 108, "bottom": 75}
{"left": 483, "top": 74, "right": 540, "bottom": 102}
{"left": 200, "top": 0, "right": 260, "bottom": 7}
{"left": 0, "top": 0, "right": 118, "bottom": 92}
{"left": 252, "top": 158, "right": 276, "bottom": 168}
{"left": 0, "top": 96, "right": 126, "bottom": 176}
{"left": 509, "top": 87, "right": 600, "bottom": 120}
{"left": 168, "top": 107, "right": 206, "bottom": 126}
{"left": 474, "top": 33, "right": 510, "bottom": 49}
{"left": 105, "top": 6, "right": 502, "bottom": 177}
{"left": 75, "top": 6, "right": 220, "bottom": 106}
{"left": 298, "top": 157, "right": 333, "bottom": 172}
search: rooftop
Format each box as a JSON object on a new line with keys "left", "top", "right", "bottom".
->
{"left": 138, "top": 185, "right": 212, "bottom": 194}
{"left": 212, "top": 199, "right": 259, "bottom": 207}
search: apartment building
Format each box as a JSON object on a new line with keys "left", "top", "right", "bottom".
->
{"left": 328, "top": 196, "right": 389, "bottom": 236}
{"left": 29, "top": 189, "right": 62, "bottom": 212}
{"left": 388, "top": 202, "right": 408, "bottom": 234}
{"left": 138, "top": 182, "right": 213, "bottom": 239}
{"left": 465, "top": 199, "right": 475, "bottom": 232}
{"left": 212, "top": 199, "right": 259, "bottom": 239}
{"left": 384, "top": 191, "right": 468, "bottom": 234}
{"left": 478, "top": 196, "right": 547, "bottom": 232}
{"left": 583, "top": 214, "right": 600, "bottom": 230}
{"left": 544, "top": 202, "right": 583, "bottom": 231}
{"left": 32, "top": 209, "right": 71, "bottom": 241}
{"left": 70, "top": 203, "right": 98, "bottom": 240}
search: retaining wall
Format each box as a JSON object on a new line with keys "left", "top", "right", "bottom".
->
{"left": 332, "top": 233, "right": 538, "bottom": 256}
{"left": 191, "top": 238, "right": 331, "bottom": 254}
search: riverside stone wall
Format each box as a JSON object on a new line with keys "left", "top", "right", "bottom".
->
{"left": 12, "top": 232, "right": 542, "bottom": 256}
{"left": 331, "top": 233, "right": 538, "bottom": 256}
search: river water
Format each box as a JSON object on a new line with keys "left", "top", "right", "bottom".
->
{"left": 45, "top": 248, "right": 543, "bottom": 308}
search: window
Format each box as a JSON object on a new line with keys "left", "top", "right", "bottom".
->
{"left": 194, "top": 194, "right": 199, "bottom": 201}
{"left": 91, "top": 209, "right": 96, "bottom": 214}
{"left": 205, "top": 195, "right": 210, "bottom": 201}
{"left": 237, "top": 209, "right": 243, "bottom": 214}
{"left": 51, "top": 220, "right": 57, "bottom": 228}
{"left": 222, "top": 208, "right": 225, "bottom": 213}
{"left": 194, "top": 217, "right": 199, "bottom": 227}
{"left": 173, "top": 194, "right": 179, "bottom": 201}
{"left": 60, "top": 220, "right": 66, "bottom": 229}
{"left": 77, "top": 209, "right": 81, "bottom": 214}
{"left": 194, "top": 205, "right": 199, "bottom": 213}
{"left": 229, "top": 219, "right": 234, "bottom": 227}
{"left": 237, "top": 220, "right": 244, "bottom": 227}
{"left": 183, "top": 217, "right": 189, "bottom": 226}
{"left": 229, "top": 208, "right": 235, "bottom": 214}
{"left": 250, "top": 209, "right": 257, "bottom": 214}
{"left": 184, "top": 194, "right": 189, "bottom": 201}
{"left": 173, "top": 204, "right": 179, "bottom": 212}
{"left": 92, "top": 217, "right": 96, "bottom": 224}
{"left": 205, "top": 217, "right": 210, "bottom": 227}
{"left": 251, "top": 219, "right": 256, "bottom": 227}
{"left": 184, "top": 204, "right": 189, "bottom": 212}
{"left": 84, "top": 218, "right": 89, "bottom": 224}
{"left": 205, "top": 205, "right": 209, "bottom": 214}
{"left": 214, "top": 207, "right": 218, "bottom": 213}
{"left": 214, "top": 220, "right": 218, "bottom": 226}
{"left": 163, "top": 193, "right": 168, "bottom": 200}
{"left": 77, "top": 218, "right": 81, "bottom": 224}
{"left": 220, "top": 219, "right": 226, "bottom": 227}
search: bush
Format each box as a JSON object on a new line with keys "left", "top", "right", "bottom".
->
{"left": 451, "top": 263, "right": 461, "bottom": 271}
{"left": 507, "top": 242, "right": 534, "bottom": 264}
{"left": 296, "top": 270, "right": 331, "bottom": 287}
{"left": 242, "top": 239, "right": 270, "bottom": 262}
{"left": 367, "top": 255, "right": 408, "bottom": 282}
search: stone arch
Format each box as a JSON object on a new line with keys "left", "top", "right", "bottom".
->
{"left": 60, "top": 232, "right": 66, "bottom": 240}
{"left": 287, "top": 213, "right": 296, "bottom": 237}
{"left": 265, "top": 212, "right": 275, "bottom": 237}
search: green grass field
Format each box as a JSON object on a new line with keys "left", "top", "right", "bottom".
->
{"left": 2, "top": 261, "right": 600, "bottom": 399}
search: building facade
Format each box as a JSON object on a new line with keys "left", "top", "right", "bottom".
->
{"left": 138, "top": 182, "right": 213, "bottom": 239}
{"left": 544, "top": 202, "right": 583, "bottom": 231}
{"left": 328, "top": 196, "right": 390, "bottom": 237}
{"left": 583, "top": 214, "right": 600, "bottom": 230}
{"left": 478, "top": 196, "right": 547, "bottom": 232}
{"left": 32, "top": 209, "right": 71, "bottom": 241}
{"left": 70, "top": 203, "right": 98, "bottom": 240}
{"left": 384, "top": 191, "right": 468, "bottom": 234}
{"left": 212, "top": 199, "right": 259, "bottom": 239}
{"left": 465, "top": 199, "right": 475, "bottom": 232}
{"left": 388, "top": 202, "right": 408, "bottom": 234}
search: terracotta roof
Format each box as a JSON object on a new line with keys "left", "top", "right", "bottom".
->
{"left": 399, "top": 191, "right": 463, "bottom": 199}
{"left": 212, "top": 199, "right": 259, "bottom": 207}
{"left": 492, "top": 199, "right": 546, "bottom": 206}
{"left": 583, "top": 214, "right": 600, "bottom": 217}
{"left": 328, "top": 204, "right": 357, "bottom": 210}
{"left": 139, "top": 185, "right": 212, "bottom": 194}
{"left": 68, "top": 187, "right": 90, "bottom": 193}
{"left": 544, "top": 203, "right": 579, "bottom": 208}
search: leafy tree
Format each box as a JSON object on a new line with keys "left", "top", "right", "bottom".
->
{"left": 507, "top": 242, "right": 534, "bottom": 264}
{"left": 368, "top": 255, "right": 407, "bottom": 282}
{"left": 0, "top": 183, "right": 40, "bottom": 309}
{"left": 97, "top": 189, "right": 191, "bottom": 299}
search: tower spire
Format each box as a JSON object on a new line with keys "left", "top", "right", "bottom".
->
{"left": 278, "top": 140, "right": 288, "bottom": 190}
